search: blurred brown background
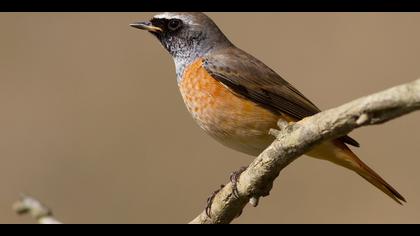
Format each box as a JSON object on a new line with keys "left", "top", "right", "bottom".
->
{"left": 0, "top": 13, "right": 420, "bottom": 224}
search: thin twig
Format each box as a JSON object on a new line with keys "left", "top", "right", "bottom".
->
{"left": 13, "top": 194, "right": 62, "bottom": 224}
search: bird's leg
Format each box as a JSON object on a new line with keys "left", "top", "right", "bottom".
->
{"left": 204, "top": 166, "right": 248, "bottom": 218}
{"left": 205, "top": 184, "right": 225, "bottom": 218}
{"left": 230, "top": 166, "right": 248, "bottom": 198}
{"left": 204, "top": 166, "right": 251, "bottom": 218}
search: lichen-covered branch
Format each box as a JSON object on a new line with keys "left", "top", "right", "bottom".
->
{"left": 190, "top": 79, "right": 420, "bottom": 224}
{"left": 13, "top": 194, "right": 62, "bottom": 224}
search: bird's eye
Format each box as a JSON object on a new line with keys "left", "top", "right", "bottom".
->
{"left": 168, "top": 19, "right": 182, "bottom": 31}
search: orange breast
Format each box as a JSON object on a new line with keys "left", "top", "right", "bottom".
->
{"left": 179, "top": 59, "right": 283, "bottom": 156}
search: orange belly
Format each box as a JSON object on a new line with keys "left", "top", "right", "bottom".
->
{"left": 179, "top": 59, "right": 283, "bottom": 156}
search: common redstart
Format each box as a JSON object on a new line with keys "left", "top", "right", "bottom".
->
{"left": 131, "top": 12, "right": 405, "bottom": 204}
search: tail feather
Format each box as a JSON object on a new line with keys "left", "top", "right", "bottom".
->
{"left": 354, "top": 155, "right": 406, "bottom": 204}
{"left": 307, "top": 140, "right": 406, "bottom": 204}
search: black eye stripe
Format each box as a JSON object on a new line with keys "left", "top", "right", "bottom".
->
{"left": 168, "top": 19, "right": 182, "bottom": 31}
{"left": 150, "top": 18, "right": 183, "bottom": 33}
{"left": 150, "top": 18, "right": 165, "bottom": 28}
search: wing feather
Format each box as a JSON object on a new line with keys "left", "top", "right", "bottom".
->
{"left": 203, "top": 47, "right": 360, "bottom": 147}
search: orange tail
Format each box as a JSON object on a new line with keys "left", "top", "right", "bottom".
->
{"left": 356, "top": 157, "right": 406, "bottom": 204}
{"left": 307, "top": 140, "right": 406, "bottom": 204}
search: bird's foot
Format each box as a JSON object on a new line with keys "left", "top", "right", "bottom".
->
{"left": 205, "top": 184, "right": 225, "bottom": 218}
{"left": 230, "top": 166, "right": 248, "bottom": 198}
{"left": 204, "top": 166, "right": 248, "bottom": 218}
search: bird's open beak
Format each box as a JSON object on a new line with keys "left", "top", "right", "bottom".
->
{"left": 130, "top": 21, "right": 163, "bottom": 33}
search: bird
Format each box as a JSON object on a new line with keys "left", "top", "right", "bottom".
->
{"left": 130, "top": 12, "right": 405, "bottom": 204}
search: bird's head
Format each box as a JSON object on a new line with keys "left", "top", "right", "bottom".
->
{"left": 130, "top": 12, "right": 232, "bottom": 60}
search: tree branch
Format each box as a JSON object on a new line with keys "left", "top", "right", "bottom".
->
{"left": 13, "top": 194, "right": 62, "bottom": 224}
{"left": 190, "top": 79, "right": 420, "bottom": 224}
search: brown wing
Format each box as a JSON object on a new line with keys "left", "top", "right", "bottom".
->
{"left": 203, "top": 47, "right": 360, "bottom": 147}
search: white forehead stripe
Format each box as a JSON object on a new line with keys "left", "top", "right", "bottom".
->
{"left": 153, "top": 12, "right": 200, "bottom": 26}
{"left": 154, "top": 12, "right": 182, "bottom": 19}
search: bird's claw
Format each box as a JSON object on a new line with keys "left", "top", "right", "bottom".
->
{"left": 205, "top": 184, "right": 225, "bottom": 218}
{"left": 230, "top": 166, "right": 248, "bottom": 198}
